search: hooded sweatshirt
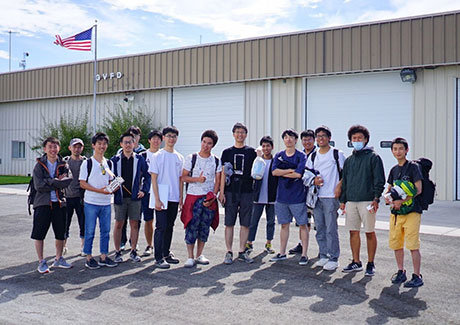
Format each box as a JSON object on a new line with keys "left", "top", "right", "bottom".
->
{"left": 339, "top": 146, "right": 385, "bottom": 203}
{"left": 32, "top": 154, "right": 73, "bottom": 209}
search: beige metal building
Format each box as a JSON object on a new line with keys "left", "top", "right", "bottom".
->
{"left": 1, "top": 10, "right": 459, "bottom": 200}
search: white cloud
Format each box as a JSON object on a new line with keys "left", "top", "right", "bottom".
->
{"left": 320, "top": 0, "right": 460, "bottom": 28}
{"left": 0, "top": 0, "right": 144, "bottom": 48}
{"left": 102, "top": 0, "right": 322, "bottom": 39}
{"left": 156, "top": 33, "right": 186, "bottom": 44}
{"left": 0, "top": 50, "right": 9, "bottom": 60}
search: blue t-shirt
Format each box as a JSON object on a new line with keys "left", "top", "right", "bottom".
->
{"left": 272, "top": 149, "right": 306, "bottom": 204}
{"left": 46, "top": 159, "right": 58, "bottom": 202}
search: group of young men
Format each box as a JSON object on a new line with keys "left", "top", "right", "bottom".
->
{"left": 31, "top": 122, "right": 425, "bottom": 288}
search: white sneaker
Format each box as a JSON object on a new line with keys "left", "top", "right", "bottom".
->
{"left": 323, "top": 260, "right": 339, "bottom": 271}
{"left": 184, "top": 258, "right": 195, "bottom": 268}
{"left": 196, "top": 255, "right": 210, "bottom": 265}
{"left": 313, "top": 258, "right": 329, "bottom": 268}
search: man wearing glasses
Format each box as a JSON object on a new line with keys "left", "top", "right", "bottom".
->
{"left": 79, "top": 132, "right": 119, "bottom": 269}
{"left": 111, "top": 132, "right": 150, "bottom": 264}
{"left": 306, "top": 126, "right": 345, "bottom": 271}
{"left": 219, "top": 122, "right": 257, "bottom": 264}
{"left": 150, "top": 126, "right": 184, "bottom": 269}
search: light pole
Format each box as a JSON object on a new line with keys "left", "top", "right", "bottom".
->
{"left": 7, "top": 30, "right": 19, "bottom": 72}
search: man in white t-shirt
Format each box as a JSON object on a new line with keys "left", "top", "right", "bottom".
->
{"left": 79, "top": 132, "right": 119, "bottom": 269}
{"left": 306, "top": 126, "right": 345, "bottom": 271}
{"left": 140, "top": 130, "right": 162, "bottom": 256}
{"left": 150, "top": 126, "right": 184, "bottom": 269}
{"left": 180, "top": 130, "right": 222, "bottom": 267}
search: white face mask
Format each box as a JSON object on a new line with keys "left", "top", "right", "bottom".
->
{"left": 352, "top": 141, "right": 364, "bottom": 151}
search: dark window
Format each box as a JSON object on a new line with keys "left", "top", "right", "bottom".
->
{"left": 12, "top": 141, "right": 25, "bottom": 159}
{"left": 380, "top": 141, "right": 392, "bottom": 148}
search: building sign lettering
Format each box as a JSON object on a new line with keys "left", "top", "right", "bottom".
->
{"left": 95, "top": 71, "right": 124, "bottom": 81}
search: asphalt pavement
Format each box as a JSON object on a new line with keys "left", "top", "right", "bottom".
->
{"left": 0, "top": 185, "right": 459, "bottom": 324}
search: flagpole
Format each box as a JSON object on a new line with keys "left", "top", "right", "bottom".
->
{"left": 92, "top": 20, "right": 98, "bottom": 133}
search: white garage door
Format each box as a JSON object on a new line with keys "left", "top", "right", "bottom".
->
{"left": 173, "top": 83, "right": 245, "bottom": 159}
{"left": 306, "top": 72, "right": 413, "bottom": 178}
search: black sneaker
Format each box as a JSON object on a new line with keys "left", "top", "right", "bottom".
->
{"left": 130, "top": 250, "right": 141, "bottom": 262}
{"left": 155, "top": 259, "right": 170, "bottom": 269}
{"left": 391, "top": 269, "right": 407, "bottom": 284}
{"left": 404, "top": 273, "right": 424, "bottom": 288}
{"left": 342, "top": 261, "right": 363, "bottom": 273}
{"left": 85, "top": 258, "right": 101, "bottom": 270}
{"left": 98, "top": 257, "right": 118, "bottom": 268}
{"left": 288, "top": 243, "right": 302, "bottom": 255}
{"left": 299, "top": 256, "right": 309, "bottom": 265}
{"left": 238, "top": 251, "right": 254, "bottom": 264}
{"left": 365, "top": 262, "right": 375, "bottom": 276}
{"left": 165, "top": 253, "right": 180, "bottom": 264}
{"left": 114, "top": 250, "right": 123, "bottom": 263}
{"left": 270, "top": 253, "right": 288, "bottom": 262}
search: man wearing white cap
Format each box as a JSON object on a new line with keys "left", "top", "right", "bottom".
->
{"left": 63, "top": 138, "right": 86, "bottom": 256}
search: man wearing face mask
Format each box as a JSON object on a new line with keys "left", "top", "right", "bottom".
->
{"left": 339, "top": 125, "right": 385, "bottom": 277}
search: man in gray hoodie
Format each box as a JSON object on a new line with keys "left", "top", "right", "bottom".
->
{"left": 31, "top": 137, "right": 73, "bottom": 274}
{"left": 339, "top": 125, "right": 385, "bottom": 277}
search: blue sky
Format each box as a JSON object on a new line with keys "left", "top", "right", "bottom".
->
{"left": 0, "top": 0, "right": 459, "bottom": 73}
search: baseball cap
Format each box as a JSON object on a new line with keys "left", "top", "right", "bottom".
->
{"left": 69, "top": 138, "right": 84, "bottom": 146}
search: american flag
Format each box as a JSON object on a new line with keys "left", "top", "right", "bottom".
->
{"left": 54, "top": 27, "right": 93, "bottom": 51}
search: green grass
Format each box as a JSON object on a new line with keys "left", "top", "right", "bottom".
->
{"left": 0, "top": 175, "right": 32, "bottom": 185}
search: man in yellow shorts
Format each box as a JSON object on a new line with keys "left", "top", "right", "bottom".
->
{"left": 385, "top": 137, "right": 423, "bottom": 288}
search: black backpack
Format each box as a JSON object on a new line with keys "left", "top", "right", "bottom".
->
{"left": 413, "top": 158, "right": 436, "bottom": 210}
{"left": 186, "top": 153, "right": 219, "bottom": 191}
{"left": 27, "top": 178, "right": 36, "bottom": 215}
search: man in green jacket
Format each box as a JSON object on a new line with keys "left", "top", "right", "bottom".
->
{"left": 339, "top": 125, "right": 385, "bottom": 277}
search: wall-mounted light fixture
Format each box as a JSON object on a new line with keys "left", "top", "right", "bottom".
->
{"left": 123, "top": 92, "right": 134, "bottom": 102}
{"left": 400, "top": 68, "right": 417, "bottom": 83}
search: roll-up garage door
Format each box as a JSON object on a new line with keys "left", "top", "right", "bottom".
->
{"left": 306, "top": 72, "right": 413, "bottom": 178}
{"left": 173, "top": 83, "right": 245, "bottom": 159}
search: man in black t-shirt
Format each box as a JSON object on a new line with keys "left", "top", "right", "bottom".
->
{"left": 385, "top": 137, "right": 424, "bottom": 288}
{"left": 219, "top": 122, "right": 257, "bottom": 265}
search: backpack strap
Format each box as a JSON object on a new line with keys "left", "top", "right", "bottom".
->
{"left": 86, "top": 158, "right": 93, "bottom": 182}
{"left": 333, "top": 149, "right": 342, "bottom": 179}
{"left": 186, "top": 153, "right": 198, "bottom": 192}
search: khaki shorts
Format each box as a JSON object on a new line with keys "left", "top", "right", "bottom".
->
{"left": 389, "top": 212, "right": 421, "bottom": 250}
{"left": 114, "top": 198, "right": 142, "bottom": 221}
{"left": 345, "top": 201, "right": 375, "bottom": 233}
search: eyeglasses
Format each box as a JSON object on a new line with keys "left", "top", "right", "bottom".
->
{"left": 100, "top": 163, "right": 106, "bottom": 175}
{"left": 165, "top": 134, "right": 177, "bottom": 139}
{"left": 316, "top": 134, "right": 329, "bottom": 139}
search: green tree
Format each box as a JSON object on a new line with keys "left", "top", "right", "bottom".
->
{"left": 101, "top": 104, "right": 159, "bottom": 158}
{"left": 32, "top": 110, "right": 92, "bottom": 157}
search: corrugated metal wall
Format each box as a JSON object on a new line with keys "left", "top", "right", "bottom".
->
{"left": 244, "top": 81, "right": 269, "bottom": 148}
{"left": 2, "top": 11, "right": 460, "bottom": 103}
{"left": 0, "top": 89, "right": 169, "bottom": 175}
{"left": 271, "top": 78, "right": 304, "bottom": 153}
{"left": 413, "top": 66, "right": 460, "bottom": 200}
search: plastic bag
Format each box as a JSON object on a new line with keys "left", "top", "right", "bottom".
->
{"left": 251, "top": 156, "right": 266, "bottom": 180}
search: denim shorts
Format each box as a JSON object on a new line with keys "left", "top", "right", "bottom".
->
{"left": 275, "top": 202, "right": 308, "bottom": 225}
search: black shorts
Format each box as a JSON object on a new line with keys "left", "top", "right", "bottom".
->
{"left": 31, "top": 203, "right": 66, "bottom": 240}
{"left": 224, "top": 192, "right": 253, "bottom": 227}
